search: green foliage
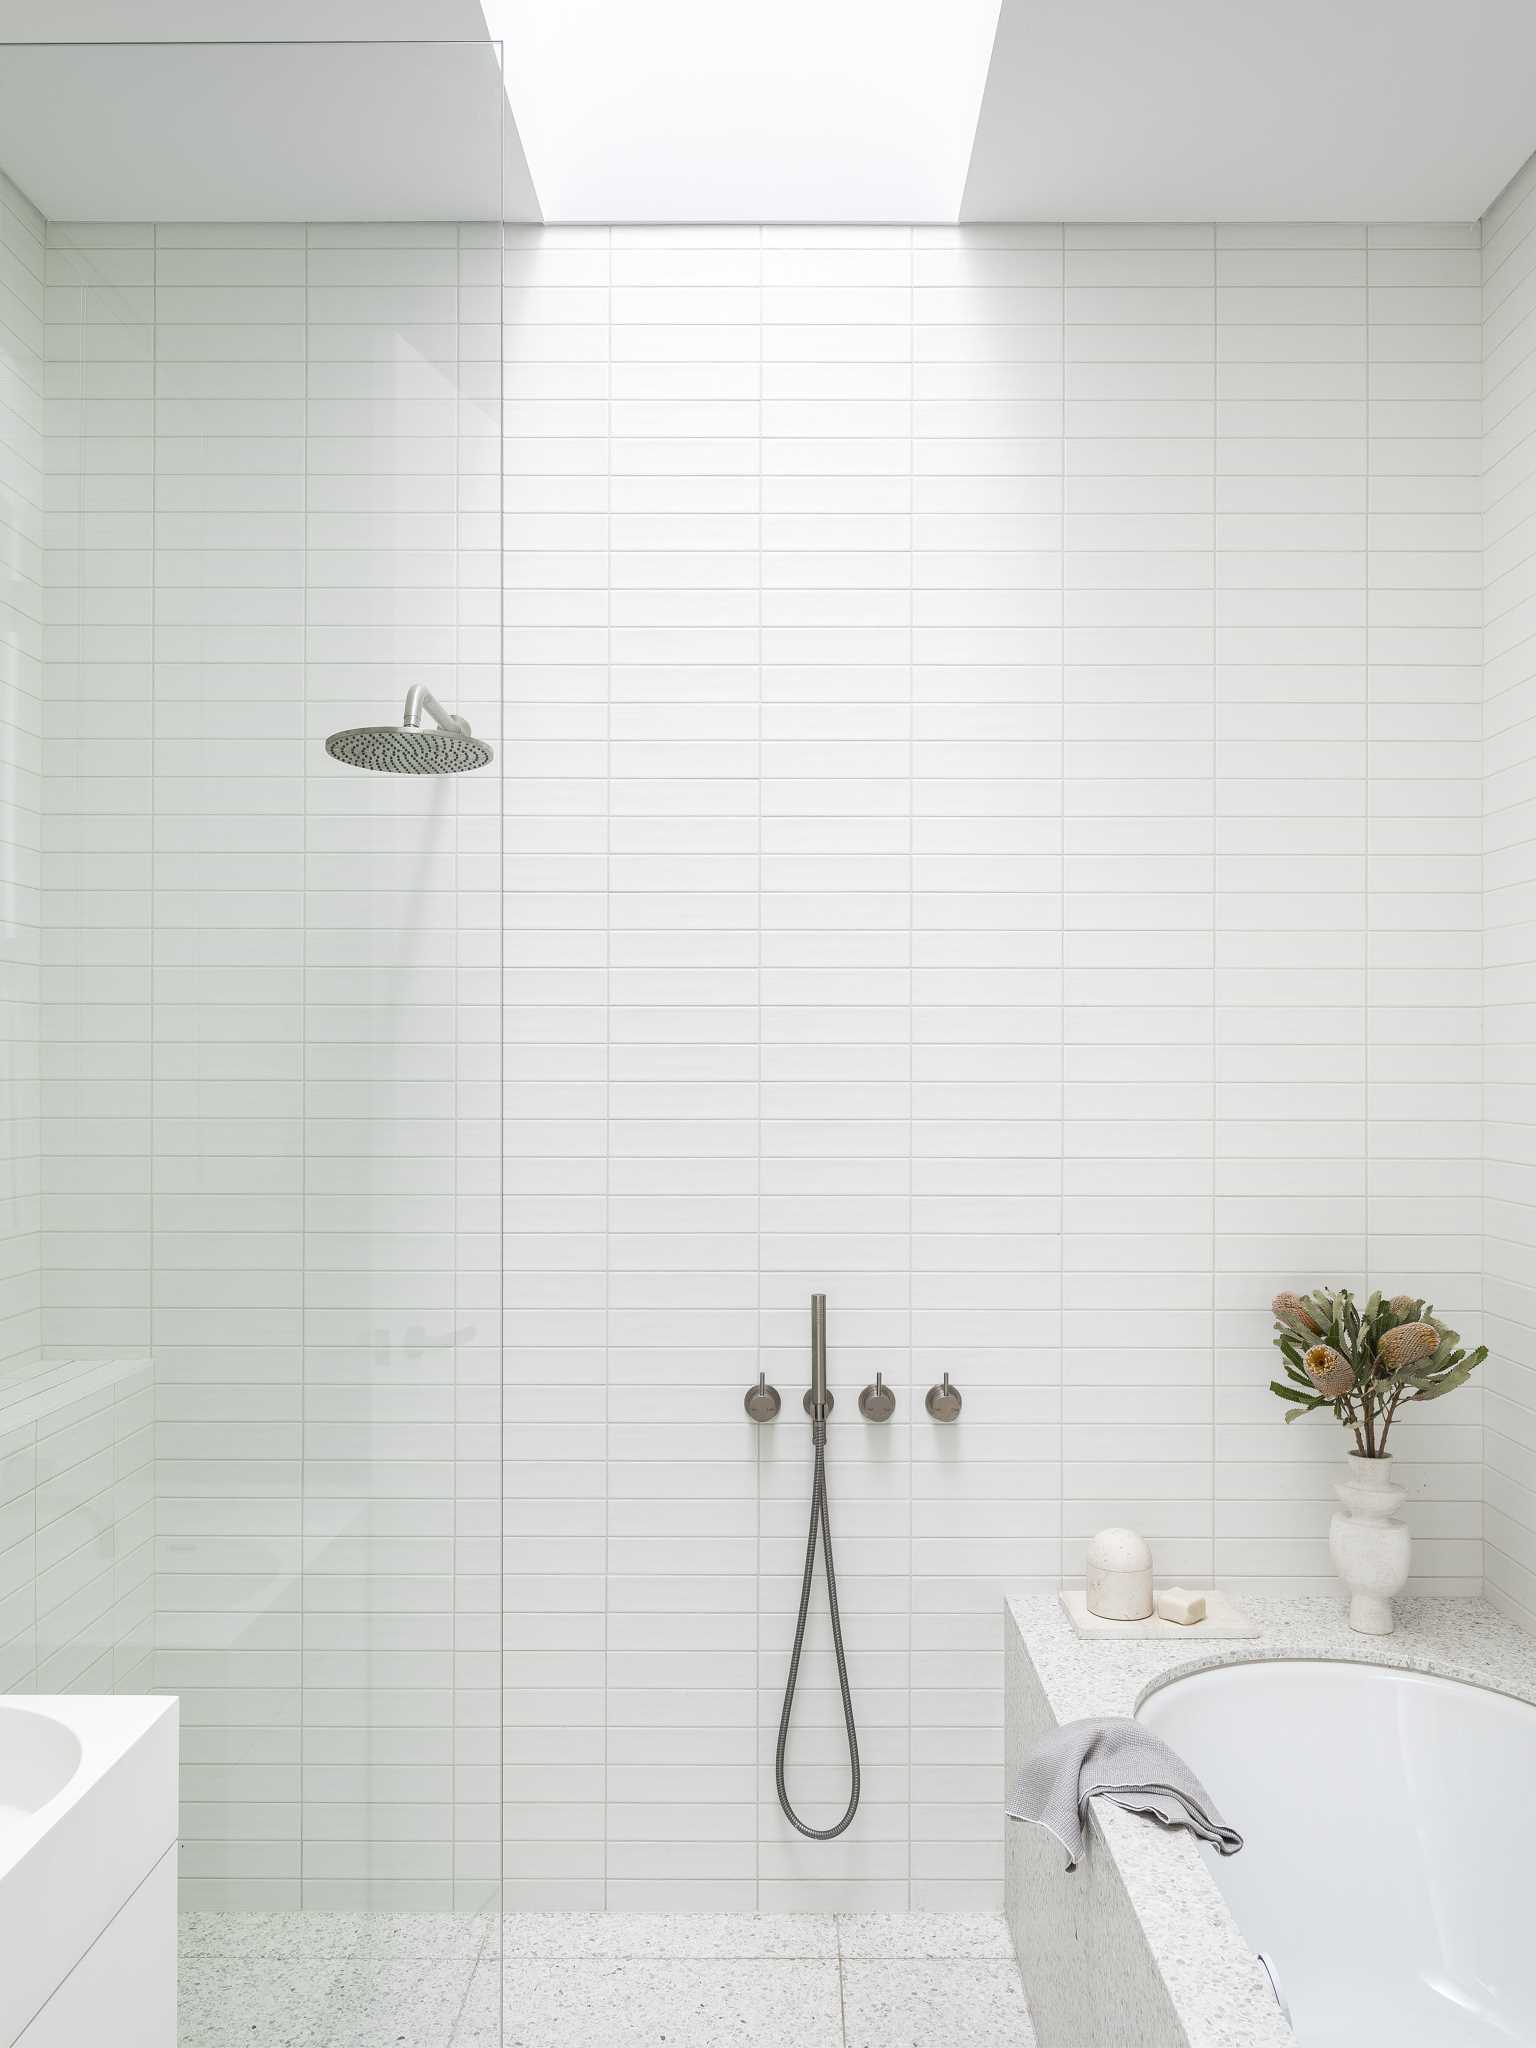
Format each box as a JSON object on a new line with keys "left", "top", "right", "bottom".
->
{"left": 1267, "top": 1286, "right": 1487, "bottom": 1457}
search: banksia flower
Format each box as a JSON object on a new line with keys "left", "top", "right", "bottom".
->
{"left": 1379, "top": 1321, "right": 1438, "bottom": 1370}
{"left": 1271, "top": 1282, "right": 1478, "bottom": 1448}
{"left": 1304, "top": 1344, "right": 1356, "bottom": 1399}
{"left": 1273, "top": 1291, "right": 1321, "bottom": 1334}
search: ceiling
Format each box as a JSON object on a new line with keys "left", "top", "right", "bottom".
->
{"left": 0, "top": 5, "right": 538, "bottom": 221}
{"left": 2, "top": 0, "right": 1536, "bottom": 224}
{"left": 0, "top": 0, "right": 490, "bottom": 40}
{"left": 963, "top": 0, "right": 1536, "bottom": 221}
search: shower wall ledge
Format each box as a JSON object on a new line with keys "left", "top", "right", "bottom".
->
{"left": 0, "top": 1356, "right": 153, "bottom": 1434}
{"left": 0, "top": 1355, "right": 155, "bottom": 1698}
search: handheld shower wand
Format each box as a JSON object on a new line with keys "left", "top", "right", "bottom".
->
{"left": 773, "top": 1292, "right": 861, "bottom": 1840}
{"left": 810, "top": 1292, "right": 828, "bottom": 1431}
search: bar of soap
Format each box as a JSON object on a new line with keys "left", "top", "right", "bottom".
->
{"left": 1154, "top": 1586, "right": 1206, "bottom": 1625}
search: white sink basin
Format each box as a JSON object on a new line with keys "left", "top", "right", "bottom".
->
{"left": 0, "top": 1695, "right": 177, "bottom": 2048}
{"left": 0, "top": 1708, "right": 83, "bottom": 1838}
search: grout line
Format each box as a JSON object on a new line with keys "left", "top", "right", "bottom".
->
{"left": 1365, "top": 237, "right": 1373, "bottom": 1323}
{"left": 149, "top": 229, "right": 160, "bottom": 1703}
{"left": 754, "top": 217, "right": 764, "bottom": 1911}
{"left": 602, "top": 219, "right": 613, "bottom": 1913}
{"left": 1479, "top": 205, "right": 1489, "bottom": 1593}
{"left": 905, "top": 219, "right": 914, "bottom": 1913}
{"left": 1058, "top": 223, "right": 1066, "bottom": 1593}
{"left": 452, "top": 215, "right": 464, "bottom": 1917}
{"left": 300, "top": 218, "right": 311, "bottom": 1913}
{"left": 496, "top": 163, "right": 508, "bottom": 1934}
{"left": 449, "top": 219, "right": 463, "bottom": 1920}
{"left": 1211, "top": 222, "right": 1218, "bottom": 1584}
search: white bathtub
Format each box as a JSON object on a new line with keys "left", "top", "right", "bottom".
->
{"left": 0, "top": 1695, "right": 178, "bottom": 2048}
{"left": 1137, "top": 1660, "right": 1536, "bottom": 2047}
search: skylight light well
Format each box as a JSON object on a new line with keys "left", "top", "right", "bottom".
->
{"left": 488, "top": 0, "right": 1002, "bottom": 222}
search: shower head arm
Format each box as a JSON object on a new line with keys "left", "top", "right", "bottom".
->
{"left": 403, "top": 684, "right": 471, "bottom": 737}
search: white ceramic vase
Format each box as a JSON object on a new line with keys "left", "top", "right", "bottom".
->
{"left": 1329, "top": 1452, "right": 1410, "bottom": 1635}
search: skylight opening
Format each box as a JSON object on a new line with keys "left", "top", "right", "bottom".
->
{"left": 488, "top": 0, "right": 1002, "bottom": 222}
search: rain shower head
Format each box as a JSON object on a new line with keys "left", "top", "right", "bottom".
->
{"left": 325, "top": 685, "right": 493, "bottom": 774}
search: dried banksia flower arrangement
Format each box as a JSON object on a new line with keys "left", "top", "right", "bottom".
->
{"left": 1270, "top": 1287, "right": 1486, "bottom": 1457}
{"left": 1303, "top": 1345, "right": 1355, "bottom": 1399}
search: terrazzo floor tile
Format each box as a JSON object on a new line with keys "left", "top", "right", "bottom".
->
{"left": 326, "top": 1961, "right": 480, "bottom": 2048}
{"left": 499, "top": 1958, "right": 845, "bottom": 2047}
{"left": 447, "top": 1964, "right": 497, "bottom": 2046}
{"left": 836, "top": 1912, "right": 1014, "bottom": 1960}
{"left": 177, "top": 1959, "right": 346, "bottom": 2048}
{"left": 179, "top": 1913, "right": 1035, "bottom": 2047}
{"left": 500, "top": 1911, "right": 841, "bottom": 1959}
{"left": 180, "top": 1912, "right": 493, "bottom": 1967}
{"left": 179, "top": 1911, "right": 367, "bottom": 1964}
{"left": 353, "top": 1915, "right": 496, "bottom": 1963}
{"left": 841, "top": 1959, "right": 1037, "bottom": 2048}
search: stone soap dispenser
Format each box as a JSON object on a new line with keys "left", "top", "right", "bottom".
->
{"left": 1085, "top": 1527, "right": 1154, "bottom": 1621}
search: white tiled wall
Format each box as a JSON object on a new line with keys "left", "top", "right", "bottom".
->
{"left": 42, "top": 220, "right": 502, "bottom": 1911}
{"left": 0, "top": 1360, "right": 155, "bottom": 1695}
{"left": 27, "top": 212, "right": 1486, "bottom": 1911}
{"left": 0, "top": 167, "right": 44, "bottom": 1373}
{"left": 1, "top": 182, "right": 155, "bottom": 1724}
{"left": 503, "top": 221, "right": 1483, "bottom": 1911}
{"left": 42, "top": 221, "right": 153, "bottom": 1361}
{"left": 1484, "top": 155, "right": 1536, "bottom": 1634}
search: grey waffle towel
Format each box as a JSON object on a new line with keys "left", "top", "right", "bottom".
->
{"left": 1007, "top": 1716, "right": 1242, "bottom": 1871}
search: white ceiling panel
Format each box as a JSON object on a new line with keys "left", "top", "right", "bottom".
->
{"left": 5, "top": 0, "right": 1535, "bottom": 227}
{"left": 0, "top": 0, "right": 490, "bottom": 37}
{"left": 963, "top": 0, "right": 1536, "bottom": 221}
{"left": 0, "top": 9, "right": 538, "bottom": 221}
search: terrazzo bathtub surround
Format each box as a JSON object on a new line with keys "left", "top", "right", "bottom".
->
{"left": 1003, "top": 1595, "right": 1536, "bottom": 2047}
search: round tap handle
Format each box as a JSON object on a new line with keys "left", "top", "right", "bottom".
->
{"left": 744, "top": 1373, "right": 781, "bottom": 1422}
{"left": 925, "top": 1373, "right": 962, "bottom": 1422}
{"left": 858, "top": 1372, "right": 896, "bottom": 1422}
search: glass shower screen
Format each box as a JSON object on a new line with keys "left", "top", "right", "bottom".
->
{"left": 0, "top": 34, "right": 506, "bottom": 2035}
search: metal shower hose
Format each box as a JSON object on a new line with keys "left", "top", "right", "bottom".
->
{"left": 773, "top": 1419, "right": 861, "bottom": 1840}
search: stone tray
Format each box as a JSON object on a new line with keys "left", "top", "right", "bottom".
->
{"left": 1058, "top": 1589, "right": 1261, "bottom": 1640}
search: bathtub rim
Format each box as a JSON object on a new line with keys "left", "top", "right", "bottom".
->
{"left": 1131, "top": 1643, "right": 1536, "bottom": 1720}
